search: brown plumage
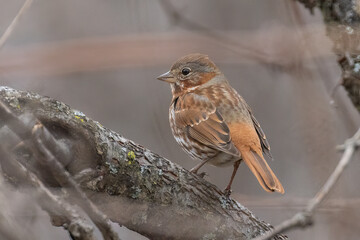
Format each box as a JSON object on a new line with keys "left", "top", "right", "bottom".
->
{"left": 157, "top": 53, "right": 284, "bottom": 195}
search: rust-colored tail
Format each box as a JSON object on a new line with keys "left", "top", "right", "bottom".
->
{"left": 241, "top": 149, "right": 284, "bottom": 194}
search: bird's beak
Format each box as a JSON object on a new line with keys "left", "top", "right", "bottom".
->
{"left": 157, "top": 71, "right": 176, "bottom": 83}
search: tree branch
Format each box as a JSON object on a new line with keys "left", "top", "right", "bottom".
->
{"left": 0, "top": 86, "right": 287, "bottom": 239}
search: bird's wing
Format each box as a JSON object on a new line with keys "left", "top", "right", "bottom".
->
{"left": 173, "top": 94, "right": 240, "bottom": 157}
{"left": 245, "top": 105, "right": 273, "bottom": 159}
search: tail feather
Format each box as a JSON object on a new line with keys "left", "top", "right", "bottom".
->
{"left": 242, "top": 150, "right": 284, "bottom": 194}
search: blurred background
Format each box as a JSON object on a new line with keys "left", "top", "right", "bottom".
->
{"left": 1, "top": 0, "right": 360, "bottom": 239}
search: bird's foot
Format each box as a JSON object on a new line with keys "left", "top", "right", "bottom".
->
{"left": 190, "top": 169, "right": 208, "bottom": 178}
{"left": 223, "top": 188, "right": 232, "bottom": 198}
{"left": 197, "top": 171, "right": 208, "bottom": 178}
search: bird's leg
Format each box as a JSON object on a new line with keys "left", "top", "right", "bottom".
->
{"left": 190, "top": 159, "right": 211, "bottom": 178}
{"left": 224, "top": 160, "right": 241, "bottom": 197}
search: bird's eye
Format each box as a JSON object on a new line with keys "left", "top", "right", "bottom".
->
{"left": 181, "top": 67, "right": 191, "bottom": 76}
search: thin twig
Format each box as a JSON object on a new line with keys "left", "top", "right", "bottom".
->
{"left": 0, "top": 146, "right": 96, "bottom": 240}
{"left": 0, "top": 0, "right": 34, "bottom": 50}
{"left": 234, "top": 196, "right": 360, "bottom": 211}
{"left": 253, "top": 128, "right": 360, "bottom": 240}
{"left": 158, "top": 0, "right": 283, "bottom": 67}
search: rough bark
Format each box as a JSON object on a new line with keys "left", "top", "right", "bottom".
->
{"left": 0, "top": 86, "right": 287, "bottom": 240}
{"left": 297, "top": 0, "right": 360, "bottom": 111}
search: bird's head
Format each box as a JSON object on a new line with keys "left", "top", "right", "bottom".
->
{"left": 157, "top": 53, "right": 223, "bottom": 96}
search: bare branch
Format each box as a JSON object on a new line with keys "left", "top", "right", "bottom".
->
{"left": 253, "top": 128, "right": 360, "bottom": 240}
{"left": 0, "top": 0, "right": 34, "bottom": 50}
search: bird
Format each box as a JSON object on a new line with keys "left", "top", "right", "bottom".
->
{"left": 157, "top": 53, "right": 284, "bottom": 196}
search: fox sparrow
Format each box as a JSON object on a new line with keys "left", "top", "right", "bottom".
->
{"left": 157, "top": 53, "right": 284, "bottom": 195}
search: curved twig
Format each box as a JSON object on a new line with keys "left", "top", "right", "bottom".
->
{"left": 253, "top": 129, "right": 360, "bottom": 240}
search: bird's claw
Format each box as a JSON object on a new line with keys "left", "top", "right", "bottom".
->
{"left": 223, "top": 188, "right": 232, "bottom": 198}
{"left": 190, "top": 170, "right": 208, "bottom": 179}
{"left": 197, "top": 171, "right": 208, "bottom": 178}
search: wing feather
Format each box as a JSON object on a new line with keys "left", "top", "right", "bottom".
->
{"left": 174, "top": 94, "right": 239, "bottom": 157}
{"left": 246, "top": 106, "right": 273, "bottom": 159}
